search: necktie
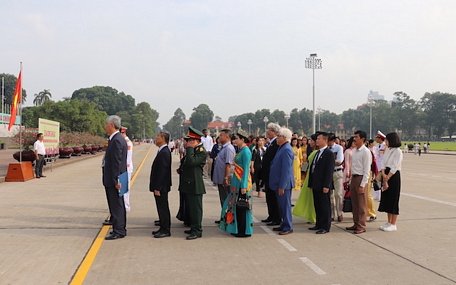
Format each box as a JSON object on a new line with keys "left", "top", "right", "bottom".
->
{"left": 311, "top": 150, "right": 321, "bottom": 173}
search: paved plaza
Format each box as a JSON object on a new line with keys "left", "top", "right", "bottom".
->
{"left": 0, "top": 144, "right": 455, "bottom": 285}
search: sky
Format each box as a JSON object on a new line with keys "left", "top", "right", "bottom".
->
{"left": 2, "top": 0, "right": 456, "bottom": 125}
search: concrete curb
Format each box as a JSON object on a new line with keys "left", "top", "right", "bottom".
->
{"left": 0, "top": 152, "right": 104, "bottom": 184}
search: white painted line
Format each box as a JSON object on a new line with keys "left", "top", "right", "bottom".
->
{"left": 277, "top": 239, "right": 297, "bottom": 252}
{"left": 299, "top": 257, "right": 327, "bottom": 275}
{"left": 259, "top": 225, "right": 275, "bottom": 236}
{"left": 402, "top": 192, "right": 456, "bottom": 207}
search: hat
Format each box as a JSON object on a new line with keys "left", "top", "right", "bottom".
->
{"left": 376, "top": 130, "right": 386, "bottom": 140}
{"left": 184, "top": 126, "right": 204, "bottom": 140}
{"left": 235, "top": 129, "right": 249, "bottom": 140}
{"left": 120, "top": 127, "right": 128, "bottom": 133}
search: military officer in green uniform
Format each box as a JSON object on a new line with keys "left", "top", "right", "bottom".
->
{"left": 181, "top": 126, "right": 207, "bottom": 240}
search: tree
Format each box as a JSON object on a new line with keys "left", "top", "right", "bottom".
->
{"left": 33, "top": 89, "right": 52, "bottom": 106}
{"left": 391, "top": 91, "right": 419, "bottom": 139}
{"left": 420, "top": 92, "right": 456, "bottom": 139}
{"left": 129, "top": 102, "right": 159, "bottom": 139}
{"left": 189, "top": 104, "right": 214, "bottom": 130}
{"left": 0, "top": 73, "right": 28, "bottom": 106}
{"left": 163, "top": 108, "right": 186, "bottom": 138}
{"left": 71, "top": 86, "right": 135, "bottom": 115}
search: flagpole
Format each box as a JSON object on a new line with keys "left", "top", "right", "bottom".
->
{"left": 1, "top": 76, "right": 4, "bottom": 116}
{"left": 19, "top": 62, "right": 23, "bottom": 163}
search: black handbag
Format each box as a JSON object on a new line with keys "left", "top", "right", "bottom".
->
{"left": 343, "top": 197, "right": 352, "bottom": 213}
{"left": 236, "top": 193, "right": 250, "bottom": 209}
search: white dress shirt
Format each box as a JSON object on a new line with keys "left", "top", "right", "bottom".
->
{"left": 350, "top": 144, "right": 372, "bottom": 187}
{"left": 382, "top": 147, "right": 403, "bottom": 174}
{"left": 201, "top": 135, "right": 214, "bottom": 153}
{"left": 34, "top": 140, "right": 46, "bottom": 155}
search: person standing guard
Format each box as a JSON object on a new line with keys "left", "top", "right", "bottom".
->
{"left": 181, "top": 127, "right": 207, "bottom": 240}
{"left": 33, "top": 133, "right": 46, "bottom": 178}
{"left": 120, "top": 127, "right": 133, "bottom": 212}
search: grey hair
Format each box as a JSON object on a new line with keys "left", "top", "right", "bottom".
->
{"left": 267, "top": 123, "right": 281, "bottom": 133}
{"left": 278, "top": 127, "right": 293, "bottom": 142}
{"left": 106, "top": 115, "right": 122, "bottom": 130}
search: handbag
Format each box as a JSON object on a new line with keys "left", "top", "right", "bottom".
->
{"left": 343, "top": 197, "right": 352, "bottom": 213}
{"left": 225, "top": 210, "right": 234, "bottom": 224}
{"left": 236, "top": 193, "right": 250, "bottom": 210}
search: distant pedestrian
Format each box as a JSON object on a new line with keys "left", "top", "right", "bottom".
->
{"left": 251, "top": 136, "right": 266, "bottom": 197}
{"left": 33, "top": 133, "right": 46, "bottom": 178}
{"left": 378, "top": 132, "right": 403, "bottom": 232}
{"left": 201, "top": 129, "right": 214, "bottom": 178}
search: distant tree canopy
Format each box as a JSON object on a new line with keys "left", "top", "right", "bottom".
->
{"left": 0, "top": 73, "right": 28, "bottom": 106}
{"left": 189, "top": 104, "right": 214, "bottom": 131}
{"left": 71, "top": 86, "right": 135, "bottom": 115}
{"left": 163, "top": 108, "right": 186, "bottom": 139}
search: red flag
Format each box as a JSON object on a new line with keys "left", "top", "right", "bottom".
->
{"left": 8, "top": 70, "right": 22, "bottom": 131}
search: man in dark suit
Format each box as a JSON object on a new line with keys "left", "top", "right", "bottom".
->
{"left": 150, "top": 132, "right": 172, "bottom": 238}
{"left": 308, "top": 132, "right": 335, "bottom": 234}
{"left": 261, "top": 123, "right": 281, "bottom": 226}
{"left": 102, "top": 115, "right": 128, "bottom": 240}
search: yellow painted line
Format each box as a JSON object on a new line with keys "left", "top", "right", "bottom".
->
{"left": 69, "top": 145, "right": 155, "bottom": 285}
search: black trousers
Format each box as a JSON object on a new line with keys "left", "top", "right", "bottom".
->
{"left": 265, "top": 186, "right": 281, "bottom": 223}
{"left": 105, "top": 186, "right": 127, "bottom": 236}
{"left": 177, "top": 191, "right": 189, "bottom": 225}
{"left": 154, "top": 189, "right": 171, "bottom": 233}
{"left": 187, "top": 194, "right": 203, "bottom": 235}
{"left": 312, "top": 188, "right": 331, "bottom": 232}
{"left": 35, "top": 155, "right": 45, "bottom": 177}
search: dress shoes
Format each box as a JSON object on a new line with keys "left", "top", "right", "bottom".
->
{"left": 316, "top": 229, "right": 329, "bottom": 234}
{"left": 345, "top": 225, "right": 357, "bottom": 231}
{"left": 40, "top": 175, "right": 46, "bottom": 178}
{"left": 105, "top": 233, "right": 125, "bottom": 240}
{"left": 154, "top": 220, "right": 161, "bottom": 226}
{"left": 266, "top": 221, "right": 280, "bottom": 226}
{"left": 154, "top": 231, "right": 171, "bottom": 238}
{"left": 102, "top": 221, "right": 113, "bottom": 226}
{"left": 354, "top": 229, "right": 366, "bottom": 235}
{"left": 272, "top": 226, "right": 283, "bottom": 232}
{"left": 368, "top": 216, "right": 377, "bottom": 222}
{"left": 214, "top": 220, "right": 221, "bottom": 224}
{"left": 186, "top": 233, "right": 202, "bottom": 240}
{"left": 261, "top": 218, "right": 272, "bottom": 223}
{"left": 278, "top": 229, "right": 293, "bottom": 235}
{"left": 184, "top": 229, "right": 192, "bottom": 234}
{"left": 308, "top": 226, "right": 319, "bottom": 231}
{"left": 152, "top": 229, "right": 161, "bottom": 235}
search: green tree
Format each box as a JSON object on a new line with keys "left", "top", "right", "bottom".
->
{"left": 420, "top": 92, "right": 456, "bottom": 139}
{"left": 189, "top": 104, "right": 214, "bottom": 130}
{"left": 129, "top": 102, "right": 159, "bottom": 139}
{"left": 391, "top": 91, "right": 419, "bottom": 139}
{"left": 163, "top": 108, "right": 186, "bottom": 138}
{"left": 33, "top": 89, "right": 52, "bottom": 106}
{"left": 0, "top": 73, "right": 28, "bottom": 106}
{"left": 71, "top": 86, "right": 135, "bottom": 115}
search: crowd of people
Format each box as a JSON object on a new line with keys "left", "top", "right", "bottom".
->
{"left": 100, "top": 114, "right": 404, "bottom": 241}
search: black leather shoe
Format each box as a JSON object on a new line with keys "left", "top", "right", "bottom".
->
{"left": 261, "top": 218, "right": 272, "bottom": 223}
{"left": 105, "top": 233, "right": 125, "bottom": 240}
{"left": 278, "top": 229, "right": 293, "bottom": 235}
{"left": 152, "top": 229, "right": 161, "bottom": 235}
{"left": 214, "top": 220, "right": 221, "bottom": 224}
{"left": 273, "top": 227, "right": 283, "bottom": 231}
{"left": 154, "top": 220, "right": 160, "bottom": 226}
{"left": 103, "top": 221, "right": 112, "bottom": 226}
{"left": 267, "top": 221, "right": 280, "bottom": 226}
{"left": 316, "top": 229, "right": 329, "bottom": 234}
{"left": 40, "top": 175, "right": 47, "bottom": 178}
{"left": 308, "top": 226, "right": 319, "bottom": 231}
{"left": 154, "top": 231, "right": 171, "bottom": 238}
{"left": 186, "top": 233, "right": 202, "bottom": 240}
{"left": 184, "top": 229, "right": 192, "bottom": 234}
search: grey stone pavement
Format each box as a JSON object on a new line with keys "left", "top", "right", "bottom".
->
{"left": 0, "top": 144, "right": 455, "bottom": 285}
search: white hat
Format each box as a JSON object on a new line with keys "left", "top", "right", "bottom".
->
{"left": 376, "top": 130, "right": 386, "bottom": 139}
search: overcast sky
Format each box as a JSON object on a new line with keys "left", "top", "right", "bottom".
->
{"left": 2, "top": 1, "right": 456, "bottom": 125}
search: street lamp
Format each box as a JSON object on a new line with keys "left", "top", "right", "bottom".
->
{"left": 237, "top": 121, "right": 242, "bottom": 131}
{"left": 305, "top": 53, "right": 322, "bottom": 134}
{"left": 317, "top": 106, "right": 322, "bottom": 131}
{"left": 367, "top": 95, "right": 374, "bottom": 139}
{"left": 284, "top": 113, "right": 290, "bottom": 128}
{"left": 247, "top": 119, "right": 252, "bottom": 134}
{"left": 263, "top": 116, "right": 269, "bottom": 133}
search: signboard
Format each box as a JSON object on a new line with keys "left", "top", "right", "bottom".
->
{"left": 0, "top": 113, "right": 21, "bottom": 125}
{"left": 38, "top": 118, "right": 60, "bottom": 155}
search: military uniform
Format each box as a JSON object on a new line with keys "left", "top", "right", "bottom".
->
{"left": 181, "top": 127, "right": 207, "bottom": 240}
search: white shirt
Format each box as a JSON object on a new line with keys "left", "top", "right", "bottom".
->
{"left": 350, "top": 144, "right": 372, "bottom": 187}
{"left": 34, "top": 140, "right": 46, "bottom": 155}
{"left": 329, "top": 143, "right": 344, "bottom": 168}
{"left": 374, "top": 142, "right": 386, "bottom": 169}
{"left": 201, "top": 135, "right": 213, "bottom": 153}
{"left": 382, "top": 147, "right": 403, "bottom": 174}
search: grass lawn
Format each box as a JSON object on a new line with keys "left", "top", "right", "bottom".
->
{"left": 403, "top": 141, "right": 456, "bottom": 151}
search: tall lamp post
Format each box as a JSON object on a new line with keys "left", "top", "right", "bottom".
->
{"left": 305, "top": 53, "right": 322, "bottom": 134}
{"left": 263, "top": 116, "right": 269, "bottom": 133}
{"left": 368, "top": 95, "right": 374, "bottom": 139}
{"left": 284, "top": 113, "right": 290, "bottom": 128}
{"left": 317, "top": 106, "right": 322, "bottom": 131}
{"left": 247, "top": 119, "right": 252, "bottom": 134}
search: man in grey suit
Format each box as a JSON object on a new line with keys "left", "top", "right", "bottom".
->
{"left": 102, "top": 115, "right": 128, "bottom": 240}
